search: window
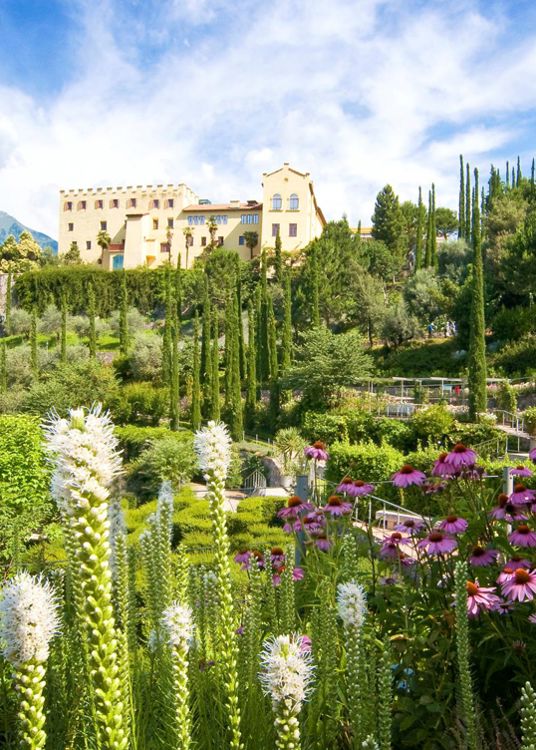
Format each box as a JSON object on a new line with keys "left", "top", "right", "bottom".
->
{"left": 78, "top": 200, "right": 87, "bottom": 210}
{"left": 213, "top": 215, "right": 228, "bottom": 225}
{"left": 238, "top": 235, "right": 245, "bottom": 246}
{"left": 100, "top": 221, "right": 107, "bottom": 231}
{"left": 201, "top": 237, "right": 207, "bottom": 247}
{"left": 289, "top": 223, "right": 297, "bottom": 237}
{"left": 241, "top": 213, "right": 259, "bottom": 224}
{"left": 160, "top": 242, "right": 170, "bottom": 254}
{"left": 271, "top": 193, "right": 282, "bottom": 210}
{"left": 95, "top": 199, "right": 103, "bottom": 209}
{"left": 153, "top": 218, "right": 159, "bottom": 230}
{"left": 110, "top": 199, "right": 119, "bottom": 208}
{"left": 218, "top": 236, "right": 224, "bottom": 246}
{"left": 167, "top": 217, "right": 174, "bottom": 228}
{"left": 86, "top": 240, "right": 91, "bottom": 250}
{"left": 127, "top": 198, "right": 137, "bottom": 209}
{"left": 64, "top": 201, "right": 73, "bottom": 211}
{"left": 150, "top": 199, "right": 160, "bottom": 209}
{"left": 165, "top": 198, "right": 174, "bottom": 209}
{"left": 289, "top": 193, "right": 299, "bottom": 210}
{"left": 68, "top": 222, "right": 74, "bottom": 232}
{"left": 272, "top": 223, "right": 280, "bottom": 237}
{"left": 188, "top": 215, "right": 206, "bottom": 226}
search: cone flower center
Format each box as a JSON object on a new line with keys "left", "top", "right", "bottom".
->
{"left": 288, "top": 496, "right": 302, "bottom": 507}
{"left": 466, "top": 581, "right": 479, "bottom": 596}
{"left": 515, "top": 569, "right": 531, "bottom": 584}
{"left": 429, "top": 532, "right": 444, "bottom": 542}
{"left": 400, "top": 465, "right": 415, "bottom": 474}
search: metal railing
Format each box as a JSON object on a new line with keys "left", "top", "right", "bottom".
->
{"left": 494, "top": 409, "right": 527, "bottom": 434}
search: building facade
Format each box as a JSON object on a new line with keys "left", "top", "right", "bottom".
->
{"left": 58, "top": 163, "right": 326, "bottom": 269}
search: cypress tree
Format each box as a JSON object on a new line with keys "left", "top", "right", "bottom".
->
{"left": 201, "top": 275, "right": 212, "bottom": 414}
{"left": 274, "top": 231, "right": 283, "bottom": 284}
{"left": 4, "top": 271, "right": 12, "bottom": 335}
{"left": 430, "top": 184, "right": 437, "bottom": 269}
{"left": 531, "top": 158, "right": 535, "bottom": 191}
{"left": 465, "top": 162, "right": 471, "bottom": 242}
{"left": 169, "top": 313, "right": 180, "bottom": 431}
{"left": 481, "top": 186, "right": 486, "bottom": 218}
{"left": 228, "top": 290, "right": 243, "bottom": 440}
{"left": 415, "top": 187, "right": 424, "bottom": 270}
{"left": 30, "top": 307, "right": 38, "bottom": 378}
{"left": 458, "top": 155, "right": 465, "bottom": 240}
{"left": 311, "top": 247, "right": 320, "bottom": 326}
{"left": 210, "top": 312, "right": 220, "bottom": 421}
{"left": 175, "top": 254, "right": 182, "bottom": 323}
{"left": 87, "top": 283, "right": 97, "bottom": 359}
{"left": 60, "top": 295, "right": 67, "bottom": 363}
{"left": 468, "top": 168, "right": 487, "bottom": 421}
{"left": 267, "top": 295, "right": 279, "bottom": 428}
{"left": 162, "top": 269, "right": 173, "bottom": 384}
{"left": 258, "top": 253, "right": 270, "bottom": 382}
{"left": 517, "top": 156, "right": 522, "bottom": 187}
{"left": 119, "top": 271, "right": 129, "bottom": 356}
{"left": 512, "top": 166, "right": 515, "bottom": 188}
{"left": 224, "top": 290, "right": 234, "bottom": 408}
{"left": 506, "top": 160, "right": 510, "bottom": 189}
{"left": 254, "top": 283, "right": 262, "bottom": 397}
{"left": 191, "top": 313, "right": 202, "bottom": 431}
{"left": 234, "top": 257, "right": 246, "bottom": 379}
{"left": 245, "top": 299, "right": 257, "bottom": 422}
{"left": 424, "top": 189, "right": 432, "bottom": 268}
{"left": 281, "top": 269, "right": 292, "bottom": 371}
{"left": 0, "top": 341, "right": 6, "bottom": 393}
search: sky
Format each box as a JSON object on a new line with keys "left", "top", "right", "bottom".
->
{"left": 1, "top": 0, "right": 536, "bottom": 238}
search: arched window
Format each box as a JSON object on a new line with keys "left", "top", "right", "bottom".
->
{"left": 289, "top": 193, "right": 299, "bottom": 210}
{"left": 271, "top": 193, "right": 282, "bottom": 211}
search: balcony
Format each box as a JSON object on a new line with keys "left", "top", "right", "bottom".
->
{"left": 109, "top": 242, "right": 125, "bottom": 253}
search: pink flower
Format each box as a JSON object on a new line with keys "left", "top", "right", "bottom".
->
{"left": 314, "top": 535, "right": 331, "bottom": 551}
{"left": 496, "top": 566, "right": 516, "bottom": 585}
{"left": 509, "top": 483, "right": 536, "bottom": 506}
{"left": 438, "top": 515, "right": 468, "bottom": 534}
{"left": 302, "top": 512, "right": 325, "bottom": 536}
{"left": 530, "top": 447, "right": 536, "bottom": 463}
{"left": 321, "top": 495, "right": 352, "bottom": 517}
{"left": 445, "top": 443, "right": 477, "bottom": 469}
{"left": 347, "top": 479, "right": 375, "bottom": 497}
{"left": 417, "top": 531, "right": 457, "bottom": 556}
{"left": 466, "top": 580, "right": 501, "bottom": 618}
{"left": 304, "top": 441, "right": 328, "bottom": 461}
{"left": 501, "top": 568, "right": 536, "bottom": 602}
{"left": 270, "top": 547, "right": 286, "bottom": 568}
{"left": 379, "top": 532, "right": 407, "bottom": 560}
{"left": 293, "top": 567, "right": 304, "bottom": 581}
{"left": 234, "top": 549, "right": 265, "bottom": 570}
{"left": 492, "top": 600, "right": 514, "bottom": 615}
{"left": 508, "top": 524, "right": 536, "bottom": 547}
{"left": 505, "top": 556, "right": 531, "bottom": 570}
{"left": 392, "top": 465, "right": 427, "bottom": 488}
{"left": 394, "top": 518, "right": 425, "bottom": 535}
{"left": 469, "top": 546, "right": 499, "bottom": 567}
{"left": 489, "top": 493, "right": 528, "bottom": 522}
{"left": 432, "top": 453, "right": 455, "bottom": 477}
{"left": 336, "top": 476, "right": 355, "bottom": 494}
{"left": 510, "top": 465, "right": 533, "bottom": 478}
{"left": 299, "top": 634, "right": 312, "bottom": 653}
{"left": 278, "top": 496, "right": 314, "bottom": 519}
{"left": 529, "top": 613, "right": 536, "bottom": 625}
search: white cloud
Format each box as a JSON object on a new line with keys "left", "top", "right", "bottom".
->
{"left": 1, "top": 0, "right": 536, "bottom": 237}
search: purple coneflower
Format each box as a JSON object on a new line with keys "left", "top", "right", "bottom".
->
{"left": 347, "top": 479, "right": 374, "bottom": 497}
{"left": 299, "top": 634, "right": 312, "bottom": 653}
{"left": 508, "top": 524, "right": 536, "bottom": 547}
{"left": 379, "top": 532, "right": 405, "bottom": 560}
{"left": 501, "top": 568, "right": 536, "bottom": 602}
{"left": 394, "top": 518, "right": 425, "bottom": 535}
{"left": 278, "top": 496, "right": 313, "bottom": 519}
{"left": 303, "top": 512, "right": 325, "bottom": 536}
{"left": 304, "top": 441, "right": 328, "bottom": 461}
{"left": 423, "top": 480, "right": 446, "bottom": 494}
{"left": 322, "top": 495, "right": 352, "bottom": 517}
{"left": 466, "top": 580, "right": 501, "bottom": 618}
{"left": 496, "top": 566, "right": 516, "bottom": 585}
{"left": 270, "top": 547, "right": 286, "bottom": 568}
{"left": 283, "top": 520, "right": 300, "bottom": 534}
{"left": 336, "top": 476, "right": 355, "bottom": 494}
{"left": 510, "top": 465, "right": 533, "bottom": 478}
{"left": 492, "top": 600, "right": 513, "bottom": 615}
{"left": 530, "top": 447, "right": 536, "bottom": 463}
{"left": 379, "top": 575, "right": 399, "bottom": 585}
{"left": 469, "top": 545, "right": 498, "bottom": 567}
{"left": 234, "top": 550, "right": 251, "bottom": 569}
{"left": 272, "top": 564, "right": 304, "bottom": 586}
{"left": 432, "top": 453, "right": 455, "bottom": 477}
{"left": 392, "top": 465, "right": 427, "bottom": 488}
{"left": 417, "top": 531, "right": 457, "bottom": 556}
{"left": 438, "top": 515, "right": 468, "bottom": 534}
{"left": 314, "top": 534, "right": 331, "bottom": 551}
{"left": 489, "top": 493, "right": 528, "bottom": 522}
{"left": 529, "top": 613, "right": 536, "bottom": 625}
{"left": 505, "top": 555, "right": 532, "bottom": 570}
{"left": 445, "top": 443, "right": 477, "bottom": 469}
{"left": 509, "top": 483, "right": 536, "bottom": 506}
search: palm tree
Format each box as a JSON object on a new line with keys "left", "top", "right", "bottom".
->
{"left": 243, "top": 231, "right": 259, "bottom": 260}
{"left": 207, "top": 217, "right": 218, "bottom": 250}
{"left": 182, "top": 226, "right": 194, "bottom": 268}
{"left": 96, "top": 230, "right": 111, "bottom": 266}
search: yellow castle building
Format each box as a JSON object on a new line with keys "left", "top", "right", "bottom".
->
{"left": 58, "top": 163, "right": 326, "bottom": 270}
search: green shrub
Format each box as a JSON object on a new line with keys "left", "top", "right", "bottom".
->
{"left": 337, "top": 408, "right": 375, "bottom": 443}
{"left": 523, "top": 407, "right": 536, "bottom": 436}
{"left": 237, "top": 496, "right": 285, "bottom": 522}
{"left": 493, "top": 335, "right": 536, "bottom": 376}
{"left": 451, "top": 420, "right": 502, "bottom": 447}
{"left": 301, "top": 411, "right": 348, "bottom": 444}
{"left": 0, "top": 415, "right": 53, "bottom": 561}
{"left": 115, "top": 425, "right": 192, "bottom": 460}
{"left": 404, "top": 445, "right": 442, "bottom": 471}
{"left": 126, "top": 434, "right": 196, "bottom": 501}
{"left": 492, "top": 305, "right": 536, "bottom": 343}
{"left": 113, "top": 382, "right": 168, "bottom": 426}
{"left": 325, "top": 441, "right": 404, "bottom": 484}
{"left": 371, "top": 417, "right": 413, "bottom": 450}
{"left": 495, "top": 382, "right": 517, "bottom": 413}
{"left": 408, "top": 405, "right": 455, "bottom": 447}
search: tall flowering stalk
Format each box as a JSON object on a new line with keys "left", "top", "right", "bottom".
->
{"left": 259, "top": 634, "right": 314, "bottom": 750}
{"left": 0, "top": 573, "right": 60, "bottom": 750}
{"left": 521, "top": 681, "right": 536, "bottom": 749}
{"left": 45, "top": 406, "right": 128, "bottom": 750}
{"left": 337, "top": 580, "right": 367, "bottom": 747}
{"left": 376, "top": 641, "right": 392, "bottom": 750}
{"left": 162, "top": 601, "right": 194, "bottom": 750}
{"left": 194, "top": 421, "right": 242, "bottom": 749}
{"left": 454, "top": 560, "right": 479, "bottom": 750}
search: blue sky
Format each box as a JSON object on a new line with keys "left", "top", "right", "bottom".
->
{"left": 1, "top": 0, "right": 536, "bottom": 237}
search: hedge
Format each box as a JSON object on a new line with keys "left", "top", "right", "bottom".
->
{"left": 14, "top": 266, "right": 203, "bottom": 317}
{"left": 325, "top": 440, "right": 404, "bottom": 485}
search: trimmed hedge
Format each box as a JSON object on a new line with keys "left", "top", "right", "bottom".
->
{"left": 325, "top": 440, "right": 404, "bottom": 485}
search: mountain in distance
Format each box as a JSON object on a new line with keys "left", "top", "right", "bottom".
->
{"left": 0, "top": 210, "right": 57, "bottom": 252}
